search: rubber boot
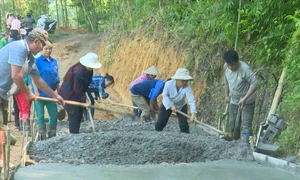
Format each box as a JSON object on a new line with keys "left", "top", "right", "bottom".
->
{"left": 38, "top": 125, "right": 47, "bottom": 140}
{"left": 48, "top": 124, "right": 57, "bottom": 138}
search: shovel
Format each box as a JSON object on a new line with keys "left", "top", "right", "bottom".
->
{"left": 218, "top": 104, "right": 229, "bottom": 132}
{"left": 35, "top": 97, "right": 134, "bottom": 118}
{"left": 85, "top": 92, "right": 95, "bottom": 132}
{"left": 176, "top": 110, "right": 224, "bottom": 136}
{"left": 103, "top": 99, "right": 139, "bottom": 109}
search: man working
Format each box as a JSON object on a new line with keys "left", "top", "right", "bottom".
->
{"left": 130, "top": 79, "right": 164, "bottom": 122}
{"left": 129, "top": 65, "right": 160, "bottom": 117}
{"left": 0, "top": 28, "right": 64, "bottom": 130}
{"left": 223, "top": 50, "right": 258, "bottom": 143}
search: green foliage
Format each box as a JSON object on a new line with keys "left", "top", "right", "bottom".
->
{"left": 63, "top": 0, "right": 300, "bottom": 156}
{"left": 277, "top": 11, "right": 300, "bottom": 155}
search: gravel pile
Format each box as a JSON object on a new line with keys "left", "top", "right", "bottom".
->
{"left": 29, "top": 118, "right": 254, "bottom": 165}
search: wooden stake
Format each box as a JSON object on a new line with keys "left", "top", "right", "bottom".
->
{"left": 2, "top": 142, "right": 6, "bottom": 180}
{"left": 5, "top": 127, "right": 10, "bottom": 179}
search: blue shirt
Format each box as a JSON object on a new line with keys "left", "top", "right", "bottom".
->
{"left": 162, "top": 79, "right": 196, "bottom": 113}
{"left": 130, "top": 79, "right": 164, "bottom": 100}
{"left": 88, "top": 74, "right": 106, "bottom": 98}
{"left": 34, "top": 55, "right": 60, "bottom": 97}
{"left": 24, "top": 75, "right": 32, "bottom": 86}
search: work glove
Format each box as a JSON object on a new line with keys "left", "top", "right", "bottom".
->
{"left": 102, "top": 93, "right": 109, "bottom": 99}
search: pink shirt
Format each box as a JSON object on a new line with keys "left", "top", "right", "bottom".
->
{"left": 6, "top": 16, "right": 13, "bottom": 26}
{"left": 10, "top": 19, "right": 21, "bottom": 30}
{"left": 129, "top": 74, "right": 151, "bottom": 89}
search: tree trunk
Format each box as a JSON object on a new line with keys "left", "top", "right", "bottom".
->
{"left": 60, "top": 0, "right": 65, "bottom": 27}
{"left": 1, "top": 0, "right": 5, "bottom": 31}
{"left": 75, "top": 5, "right": 79, "bottom": 28}
{"left": 12, "top": 0, "right": 15, "bottom": 14}
{"left": 80, "top": 0, "right": 94, "bottom": 32}
{"left": 55, "top": 0, "right": 60, "bottom": 26}
{"left": 45, "top": 0, "right": 49, "bottom": 15}
{"left": 64, "top": 0, "right": 69, "bottom": 27}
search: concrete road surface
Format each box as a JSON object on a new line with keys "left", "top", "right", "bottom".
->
{"left": 14, "top": 160, "right": 299, "bottom": 180}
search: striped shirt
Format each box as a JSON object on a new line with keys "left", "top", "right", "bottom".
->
{"left": 88, "top": 74, "right": 106, "bottom": 98}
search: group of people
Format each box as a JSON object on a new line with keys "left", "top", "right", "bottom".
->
{"left": 6, "top": 12, "right": 35, "bottom": 38}
{"left": 0, "top": 27, "right": 116, "bottom": 139}
{"left": 0, "top": 18, "right": 257, "bottom": 143}
{"left": 129, "top": 66, "right": 197, "bottom": 133}
{"left": 129, "top": 50, "right": 257, "bottom": 142}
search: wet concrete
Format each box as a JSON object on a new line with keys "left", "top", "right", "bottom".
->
{"left": 15, "top": 160, "right": 299, "bottom": 180}
{"left": 30, "top": 119, "right": 254, "bottom": 165}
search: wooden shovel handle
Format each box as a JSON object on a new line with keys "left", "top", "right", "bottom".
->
{"left": 176, "top": 110, "right": 224, "bottom": 135}
{"left": 102, "top": 99, "right": 139, "bottom": 109}
{"left": 36, "top": 97, "right": 132, "bottom": 117}
{"left": 36, "top": 97, "right": 88, "bottom": 107}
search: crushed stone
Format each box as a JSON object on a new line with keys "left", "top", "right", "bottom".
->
{"left": 29, "top": 118, "right": 254, "bottom": 165}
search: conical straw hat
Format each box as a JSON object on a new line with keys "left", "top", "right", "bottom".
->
{"left": 143, "top": 66, "right": 160, "bottom": 76}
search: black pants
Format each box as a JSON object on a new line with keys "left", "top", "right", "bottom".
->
{"left": 155, "top": 104, "right": 189, "bottom": 133}
{"left": 67, "top": 106, "right": 83, "bottom": 134}
{"left": 26, "top": 28, "right": 33, "bottom": 36}
{"left": 13, "top": 96, "right": 20, "bottom": 127}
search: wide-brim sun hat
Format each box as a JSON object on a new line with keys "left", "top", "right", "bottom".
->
{"left": 20, "top": 29, "right": 27, "bottom": 35}
{"left": 144, "top": 65, "right": 160, "bottom": 76}
{"left": 171, "top": 68, "right": 193, "bottom": 80}
{"left": 79, "top": 52, "right": 102, "bottom": 69}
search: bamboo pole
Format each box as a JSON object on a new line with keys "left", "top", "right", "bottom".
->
{"left": 234, "top": 0, "right": 242, "bottom": 51}
{"left": 267, "top": 68, "right": 286, "bottom": 119}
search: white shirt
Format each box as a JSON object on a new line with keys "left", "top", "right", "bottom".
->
{"left": 162, "top": 79, "right": 196, "bottom": 114}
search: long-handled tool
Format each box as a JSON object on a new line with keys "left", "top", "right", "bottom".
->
{"left": 35, "top": 97, "right": 133, "bottom": 117}
{"left": 85, "top": 92, "right": 96, "bottom": 132}
{"left": 256, "top": 74, "right": 268, "bottom": 134}
{"left": 218, "top": 104, "right": 229, "bottom": 132}
{"left": 255, "top": 70, "right": 284, "bottom": 154}
{"left": 103, "top": 99, "right": 139, "bottom": 109}
{"left": 176, "top": 110, "right": 224, "bottom": 136}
